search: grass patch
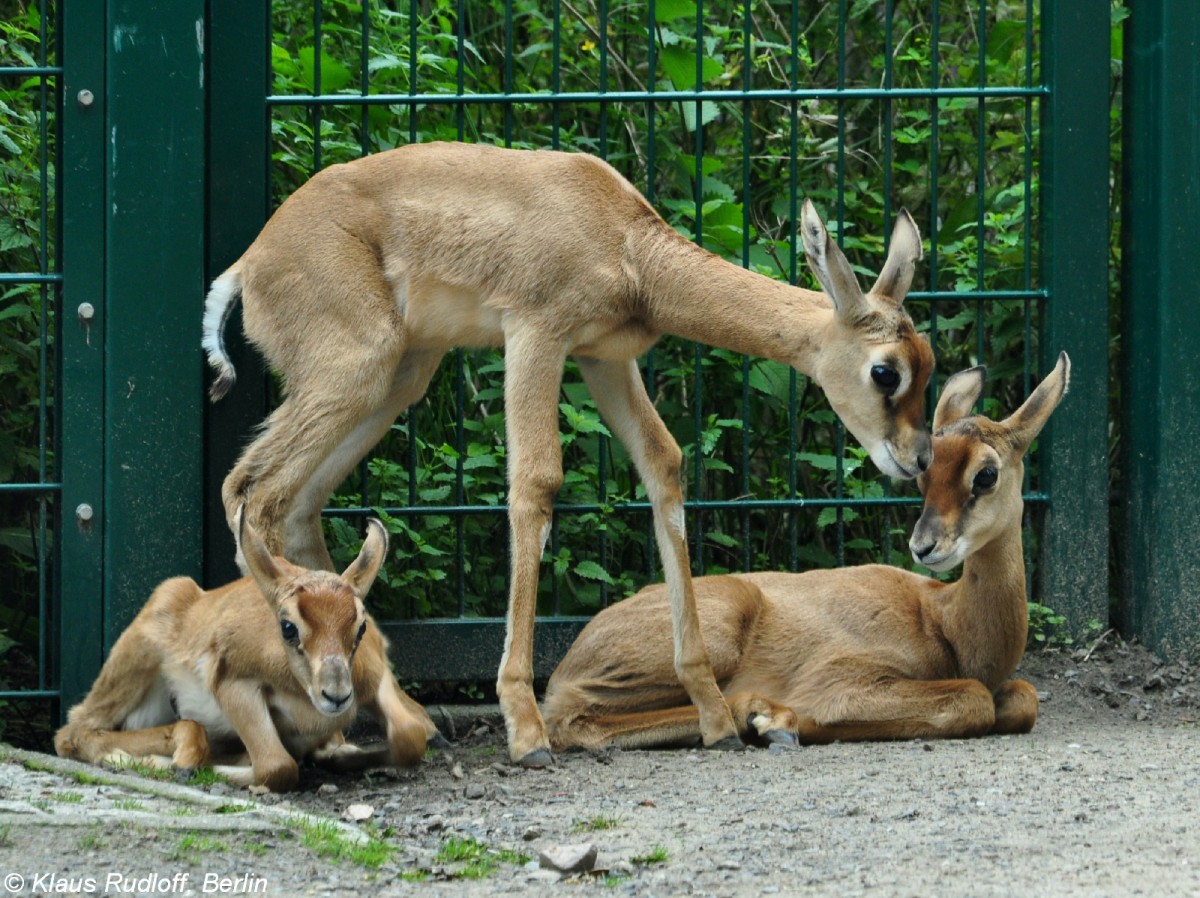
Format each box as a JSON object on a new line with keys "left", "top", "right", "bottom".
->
{"left": 433, "top": 835, "right": 529, "bottom": 880}
{"left": 243, "top": 841, "right": 270, "bottom": 856}
{"left": 399, "top": 870, "right": 429, "bottom": 883}
{"left": 296, "top": 818, "right": 395, "bottom": 869}
{"left": 51, "top": 790, "right": 85, "bottom": 803}
{"left": 168, "top": 833, "right": 228, "bottom": 863}
{"left": 77, "top": 830, "right": 105, "bottom": 851}
{"left": 0, "top": 824, "right": 11, "bottom": 848}
{"left": 214, "top": 803, "right": 254, "bottom": 814}
{"left": 70, "top": 769, "right": 106, "bottom": 785}
{"left": 631, "top": 845, "right": 669, "bottom": 866}
{"left": 113, "top": 799, "right": 145, "bottom": 811}
{"left": 571, "top": 814, "right": 622, "bottom": 833}
{"left": 185, "top": 767, "right": 228, "bottom": 787}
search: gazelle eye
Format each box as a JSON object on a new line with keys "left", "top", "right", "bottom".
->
{"left": 973, "top": 467, "right": 998, "bottom": 492}
{"left": 356, "top": 621, "right": 367, "bottom": 642}
{"left": 870, "top": 365, "right": 900, "bottom": 393}
{"left": 280, "top": 619, "right": 299, "bottom": 642}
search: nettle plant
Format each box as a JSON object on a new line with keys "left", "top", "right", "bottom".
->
{"left": 268, "top": 0, "right": 1040, "bottom": 621}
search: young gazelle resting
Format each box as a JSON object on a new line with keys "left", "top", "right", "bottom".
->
{"left": 55, "top": 512, "right": 441, "bottom": 791}
{"left": 543, "top": 353, "right": 1070, "bottom": 749}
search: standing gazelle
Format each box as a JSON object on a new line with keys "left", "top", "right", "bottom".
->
{"left": 202, "top": 141, "right": 934, "bottom": 765}
{"left": 55, "top": 512, "right": 440, "bottom": 791}
{"left": 543, "top": 354, "right": 1070, "bottom": 750}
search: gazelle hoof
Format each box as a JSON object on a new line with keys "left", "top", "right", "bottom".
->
{"left": 516, "top": 748, "right": 554, "bottom": 769}
{"left": 763, "top": 729, "right": 798, "bottom": 747}
{"left": 428, "top": 731, "right": 452, "bottom": 750}
{"left": 705, "top": 735, "right": 747, "bottom": 752}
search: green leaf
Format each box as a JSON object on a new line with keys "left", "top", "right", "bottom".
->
{"left": 573, "top": 560, "right": 615, "bottom": 584}
{"left": 296, "top": 46, "right": 353, "bottom": 93}
{"left": 654, "top": 0, "right": 698, "bottom": 23}
{"left": 659, "top": 45, "right": 723, "bottom": 90}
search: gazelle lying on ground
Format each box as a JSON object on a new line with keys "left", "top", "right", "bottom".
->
{"left": 544, "top": 353, "right": 1070, "bottom": 750}
{"left": 55, "top": 512, "right": 440, "bottom": 791}
{"left": 202, "top": 140, "right": 934, "bottom": 765}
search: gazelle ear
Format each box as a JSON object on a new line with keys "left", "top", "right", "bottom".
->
{"left": 869, "top": 209, "right": 922, "bottom": 305}
{"left": 340, "top": 518, "right": 389, "bottom": 599}
{"left": 934, "top": 366, "right": 987, "bottom": 432}
{"left": 800, "top": 199, "right": 869, "bottom": 321}
{"left": 236, "top": 504, "right": 285, "bottom": 604}
{"left": 1001, "top": 351, "right": 1071, "bottom": 455}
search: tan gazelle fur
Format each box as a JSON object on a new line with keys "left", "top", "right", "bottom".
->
{"left": 54, "top": 512, "right": 440, "bottom": 791}
{"left": 202, "top": 141, "right": 934, "bottom": 765}
{"left": 543, "top": 354, "right": 1070, "bottom": 750}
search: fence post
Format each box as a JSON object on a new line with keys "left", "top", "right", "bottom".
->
{"left": 1119, "top": 4, "right": 1200, "bottom": 661}
{"left": 58, "top": 2, "right": 109, "bottom": 709}
{"left": 203, "top": 0, "right": 271, "bottom": 588}
{"left": 100, "top": 2, "right": 207, "bottom": 649}
{"left": 1038, "top": 3, "right": 1110, "bottom": 635}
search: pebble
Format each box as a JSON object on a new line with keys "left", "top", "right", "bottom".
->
{"left": 539, "top": 843, "right": 598, "bottom": 874}
{"left": 464, "top": 783, "right": 487, "bottom": 800}
{"left": 317, "top": 783, "right": 338, "bottom": 795}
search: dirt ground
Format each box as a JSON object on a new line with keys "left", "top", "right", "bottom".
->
{"left": 1, "top": 634, "right": 1197, "bottom": 898}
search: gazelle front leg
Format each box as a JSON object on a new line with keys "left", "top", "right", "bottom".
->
{"left": 496, "top": 322, "right": 569, "bottom": 766}
{"left": 577, "top": 357, "right": 740, "bottom": 749}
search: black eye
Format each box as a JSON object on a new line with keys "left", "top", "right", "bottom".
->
{"left": 356, "top": 621, "right": 367, "bottom": 642}
{"left": 973, "top": 467, "right": 998, "bottom": 492}
{"left": 280, "top": 619, "right": 299, "bottom": 642}
{"left": 870, "top": 365, "right": 900, "bottom": 392}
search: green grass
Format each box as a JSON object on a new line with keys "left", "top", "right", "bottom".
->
{"left": 213, "top": 803, "right": 254, "bottom": 814}
{"left": 571, "top": 814, "right": 622, "bottom": 833}
{"left": 0, "top": 824, "right": 11, "bottom": 848}
{"left": 631, "top": 845, "right": 669, "bottom": 866}
{"left": 113, "top": 799, "right": 146, "bottom": 811}
{"left": 185, "top": 767, "right": 229, "bottom": 787}
{"left": 50, "top": 790, "right": 85, "bottom": 803}
{"left": 296, "top": 818, "right": 395, "bottom": 869}
{"left": 70, "top": 769, "right": 106, "bottom": 785}
{"left": 77, "top": 830, "right": 104, "bottom": 850}
{"left": 432, "top": 836, "right": 530, "bottom": 880}
{"left": 167, "top": 833, "right": 228, "bottom": 863}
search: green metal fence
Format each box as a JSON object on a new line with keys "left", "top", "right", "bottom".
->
{"left": 0, "top": 0, "right": 1124, "bottom": 732}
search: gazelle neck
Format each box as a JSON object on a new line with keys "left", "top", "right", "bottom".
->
{"left": 630, "top": 223, "right": 834, "bottom": 373}
{"left": 938, "top": 513, "right": 1029, "bottom": 691}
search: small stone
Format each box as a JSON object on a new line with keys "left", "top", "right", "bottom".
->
{"left": 718, "top": 860, "right": 742, "bottom": 871}
{"left": 318, "top": 783, "right": 339, "bottom": 795}
{"left": 522, "top": 825, "right": 542, "bottom": 841}
{"left": 451, "top": 762, "right": 466, "bottom": 780}
{"left": 464, "top": 782, "right": 487, "bottom": 800}
{"left": 539, "top": 843, "right": 598, "bottom": 875}
{"left": 342, "top": 803, "right": 373, "bottom": 822}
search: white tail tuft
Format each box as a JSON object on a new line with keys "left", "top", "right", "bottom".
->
{"left": 202, "top": 268, "right": 243, "bottom": 402}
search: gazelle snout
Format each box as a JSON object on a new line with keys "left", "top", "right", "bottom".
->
{"left": 312, "top": 655, "right": 355, "bottom": 716}
{"left": 908, "top": 506, "right": 965, "bottom": 573}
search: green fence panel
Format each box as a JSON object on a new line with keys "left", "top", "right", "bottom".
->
{"left": 1037, "top": 1, "right": 1111, "bottom": 637}
{"left": 1119, "top": 2, "right": 1200, "bottom": 660}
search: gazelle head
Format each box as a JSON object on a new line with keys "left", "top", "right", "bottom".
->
{"left": 800, "top": 201, "right": 934, "bottom": 480}
{"left": 237, "top": 508, "right": 389, "bottom": 715}
{"left": 909, "top": 352, "right": 1071, "bottom": 572}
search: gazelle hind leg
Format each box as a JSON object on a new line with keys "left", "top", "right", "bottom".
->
{"left": 576, "top": 357, "right": 739, "bottom": 749}
{"left": 280, "top": 349, "right": 444, "bottom": 568}
{"left": 223, "top": 241, "right": 407, "bottom": 572}
{"left": 793, "top": 665, "right": 997, "bottom": 743}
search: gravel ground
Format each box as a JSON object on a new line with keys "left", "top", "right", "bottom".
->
{"left": 0, "top": 635, "right": 1196, "bottom": 898}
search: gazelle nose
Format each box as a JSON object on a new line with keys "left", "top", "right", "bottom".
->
{"left": 916, "top": 452, "right": 930, "bottom": 472}
{"left": 321, "top": 689, "right": 352, "bottom": 708}
{"left": 911, "top": 541, "right": 936, "bottom": 561}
